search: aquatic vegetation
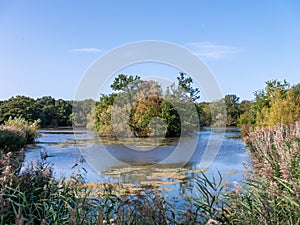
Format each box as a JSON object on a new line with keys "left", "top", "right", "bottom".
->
{"left": 1, "top": 117, "right": 299, "bottom": 224}
{"left": 231, "top": 121, "right": 300, "bottom": 224}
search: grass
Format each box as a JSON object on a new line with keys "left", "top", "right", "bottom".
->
{"left": 0, "top": 117, "right": 39, "bottom": 151}
{"left": 0, "top": 119, "right": 299, "bottom": 224}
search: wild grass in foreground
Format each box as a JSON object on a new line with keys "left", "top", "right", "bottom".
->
{"left": 0, "top": 120, "right": 299, "bottom": 224}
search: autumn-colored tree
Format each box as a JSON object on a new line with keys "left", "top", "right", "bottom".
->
{"left": 239, "top": 79, "right": 300, "bottom": 129}
{"left": 94, "top": 73, "right": 200, "bottom": 137}
{"left": 94, "top": 94, "right": 116, "bottom": 136}
{"left": 259, "top": 88, "right": 300, "bottom": 127}
{"left": 130, "top": 95, "right": 163, "bottom": 137}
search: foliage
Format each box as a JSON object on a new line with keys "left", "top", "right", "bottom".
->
{"left": 238, "top": 79, "right": 300, "bottom": 129}
{"left": 1, "top": 119, "right": 299, "bottom": 224}
{"left": 94, "top": 94, "right": 116, "bottom": 136}
{"left": 0, "top": 96, "right": 38, "bottom": 124}
{"left": 0, "top": 117, "right": 39, "bottom": 150}
{"left": 71, "top": 99, "right": 95, "bottom": 127}
{"left": 0, "top": 127, "right": 27, "bottom": 150}
{"left": 258, "top": 88, "right": 300, "bottom": 127}
{"left": 198, "top": 102, "right": 212, "bottom": 126}
{"left": 0, "top": 96, "right": 75, "bottom": 127}
{"left": 94, "top": 73, "right": 200, "bottom": 137}
{"left": 209, "top": 100, "right": 227, "bottom": 127}
{"left": 197, "top": 94, "right": 241, "bottom": 127}
{"left": 4, "top": 117, "right": 40, "bottom": 144}
{"left": 177, "top": 72, "right": 200, "bottom": 101}
{"left": 224, "top": 94, "right": 240, "bottom": 126}
{"left": 110, "top": 74, "right": 141, "bottom": 91}
{"left": 227, "top": 121, "right": 300, "bottom": 224}
{"left": 130, "top": 95, "right": 163, "bottom": 137}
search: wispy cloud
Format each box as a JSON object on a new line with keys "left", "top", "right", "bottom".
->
{"left": 70, "top": 48, "right": 103, "bottom": 53}
{"left": 185, "top": 42, "right": 239, "bottom": 59}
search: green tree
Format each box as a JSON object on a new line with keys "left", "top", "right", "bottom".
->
{"left": 209, "top": 100, "right": 226, "bottom": 127}
{"left": 55, "top": 99, "right": 72, "bottom": 126}
{"left": 224, "top": 94, "right": 240, "bottom": 126}
{"left": 110, "top": 74, "right": 140, "bottom": 91}
{"left": 253, "top": 79, "right": 289, "bottom": 112}
{"left": 239, "top": 79, "right": 299, "bottom": 130}
{"left": 35, "top": 96, "right": 57, "bottom": 127}
{"left": 0, "top": 96, "right": 38, "bottom": 124}
{"left": 260, "top": 88, "right": 300, "bottom": 127}
{"left": 0, "top": 96, "right": 75, "bottom": 128}
{"left": 160, "top": 100, "right": 181, "bottom": 136}
{"left": 198, "top": 102, "right": 212, "bottom": 126}
{"left": 177, "top": 72, "right": 200, "bottom": 101}
{"left": 94, "top": 94, "right": 116, "bottom": 136}
{"left": 71, "top": 99, "right": 95, "bottom": 127}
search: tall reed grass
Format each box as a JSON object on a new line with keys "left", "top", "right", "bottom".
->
{"left": 0, "top": 120, "right": 299, "bottom": 224}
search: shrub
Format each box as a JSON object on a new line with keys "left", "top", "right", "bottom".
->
{"left": 4, "top": 117, "right": 40, "bottom": 144}
{"left": 0, "top": 127, "right": 26, "bottom": 150}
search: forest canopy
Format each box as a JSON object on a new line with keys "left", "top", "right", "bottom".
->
{"left": 0, "top": 96, "right": 94, "bottom": 128}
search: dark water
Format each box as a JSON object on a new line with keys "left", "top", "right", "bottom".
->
{"left": 23, "top": 128, "right": 250, "bottom": 198}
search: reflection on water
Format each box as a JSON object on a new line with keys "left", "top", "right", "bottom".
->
{"left": 23, "top": 128, "right": 249, "bottom": 193}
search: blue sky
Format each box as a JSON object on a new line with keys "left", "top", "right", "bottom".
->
{"left": 0, "top": 0, "right": 299, "bottom": 101}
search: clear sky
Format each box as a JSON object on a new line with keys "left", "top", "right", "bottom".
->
{"left": 1, "top": 0, "right": 299, "bottom": 101}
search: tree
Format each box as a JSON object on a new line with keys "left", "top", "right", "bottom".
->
{"left": 239, "top": 80, "right": 299, "bottom": 130}
{"left": 160, "top": 100, "right": 181, "bottom": 136}
{"left": 71, "top": 99, "right": 95, "bottom": 127}
{"left": 35, "top": 96, "right": 57, "bottom": 127}
{"left": 260, "top": 88, "right": 300, "bottom": 127}
{"left": 0, "top": 96, "right": 75, "bottom": 128}
{"left": 209, "top": 100, "right": 226, "bottom": 127}
{"left": 94, "top": 94, "right": 116, "bottom": 135}
{"left": 197, "top": 102, "right": 212, "bottom": 126}
{"left": 110, "top": 74, "right": 140, "bottom": 91}
{"left": 0, "top": 96, "right": 38, "bottom": 124}
{"left": 94, "top": 73, "right": 200, "bottom": 137}
{"left": 224, "top": 94, "right": 240, "bottom": 126}
{"left": 130, "top": 95, "right": 163, "bottom": 137}
{"left": 177, "top": 72, "right": 200, "bottom": 101}
{"left": 55, "top": 99, "right": 72, "bottom": 126}
{"left": 253, "top": 79, "right": 290, "bottom": 112}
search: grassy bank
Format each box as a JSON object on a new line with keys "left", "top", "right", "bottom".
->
{"left": 0, "top": 119, "right": 299, "bottom": 224}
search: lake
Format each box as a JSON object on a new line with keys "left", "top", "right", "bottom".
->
{"left": 23, "top": 128, "right": 250, "bottom": 202}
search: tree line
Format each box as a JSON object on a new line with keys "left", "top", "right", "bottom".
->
{"left": 0, "top": 96, "right": 94, "bottom": 128}
{"left": 1, "top": 75, "right": 299, "bottom": 132}
{"left": 91, "top": 74, "right": 300, "bottom": 137}
{"left": 197, "top": 80, "right": 300, "bottom": 129}
{"left": 92, "top": 73, "right": 253, "bottom": 137}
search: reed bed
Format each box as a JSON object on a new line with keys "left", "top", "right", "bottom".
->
{"left": 0, "top": 121, "right": 299, "bottom": 224}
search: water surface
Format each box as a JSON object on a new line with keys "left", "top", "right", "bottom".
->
{"left": 23, "top": 128, "right": 250, "bottom": 196}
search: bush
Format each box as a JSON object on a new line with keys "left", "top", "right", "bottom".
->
{"left": 0, "top": 127, "right": 26, "bottom": 150}
{"left": 4, "top": 117, "right": 40, "bottom": 144}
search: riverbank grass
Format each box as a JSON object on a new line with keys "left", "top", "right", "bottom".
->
{"left": 0, "top": 119, "right": 299, "bottom": 224}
